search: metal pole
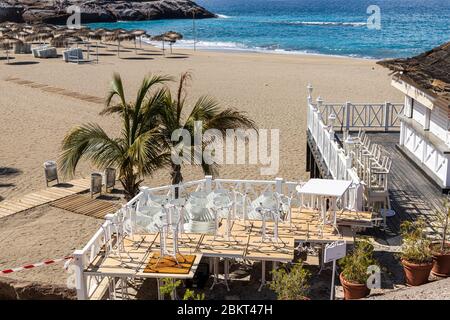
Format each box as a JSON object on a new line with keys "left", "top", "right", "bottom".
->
{"left": 193, "top": 11, "right": 196, "bottom": 51}
{"left": 330, "top": 260, "right": 336, "bottom": 300}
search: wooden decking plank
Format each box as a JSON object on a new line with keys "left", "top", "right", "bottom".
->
{"left": 361, "top": 133, "right": 444, "bottom": 235}
{"left": 0, "top": 201, "right": 32, "bottom": 211}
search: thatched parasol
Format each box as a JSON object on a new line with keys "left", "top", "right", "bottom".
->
{"left": 130, "top": 29, "right": 148, "bottom": 49}
{"left": 102, "top": 29, "right": 129, "bottom": 57}
{"left": 153, "top": 31, "right": 183, "bottom": 54}
{"left": 25, "top": 31, "right": 53, "bottom": 44}
{"left": 0, "top": 36, "right": 21, "bottom": 64}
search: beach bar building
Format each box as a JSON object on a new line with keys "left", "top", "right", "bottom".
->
{"left": 378, "top": 42, "right": 450, "bottom": 191}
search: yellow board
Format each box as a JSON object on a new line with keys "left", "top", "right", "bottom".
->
{"left": 143, "top": 252, "right": 196, "bottom": 274}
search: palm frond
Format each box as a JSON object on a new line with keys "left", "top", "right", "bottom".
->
{"left": 58, "top": 123, "right": 123, "bottom": 177}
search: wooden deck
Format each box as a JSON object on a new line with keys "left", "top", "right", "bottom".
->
{"left": 0, "top": 179, "right": 91, "bottom": 218}
{"left": 51, "top": 194, "right": 121, "bottom": 219}
{"left": 367, "top": 133, "right": 445, "bottom": 235}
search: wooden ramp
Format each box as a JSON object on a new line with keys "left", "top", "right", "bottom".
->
{"left": 0, "top": 179, "right": 91, "bottom": 218}
{"left": 51, "top": 194, "right": 121, "bottom": 219}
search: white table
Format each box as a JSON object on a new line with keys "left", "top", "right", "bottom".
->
{"left": 297, "top": 179, "right": 352, "bottom": 228}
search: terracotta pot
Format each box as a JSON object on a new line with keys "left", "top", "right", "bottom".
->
{"left": 401, "top": 259, "right": 432, "bottom": 286}
{"left": 431, "top": 241, "right": 450, "bottom": 277}
{"left": 339, "top": 273, "right": 370, "bottom": 300}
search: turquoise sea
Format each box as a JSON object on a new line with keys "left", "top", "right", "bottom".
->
{"left": 89, "top": 0, "right": 450, "bottom": 59}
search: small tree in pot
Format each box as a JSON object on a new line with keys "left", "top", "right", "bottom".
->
{"left": 430, "top": 198, "right": 450, "bottom": 277}
{"left": 269, "top": 262, "right": 310, "bottom": 300}
{"left": 338, "top": 240, "right": 377, "bottom": 300}
{"left": 400, "top": 220, "right": 433, "bottom": 286}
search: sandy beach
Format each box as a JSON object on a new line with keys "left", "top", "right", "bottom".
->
{"left": 0, "top": 43, "right": 403, "bottom": 200}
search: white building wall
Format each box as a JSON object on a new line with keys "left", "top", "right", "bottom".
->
{"left": 412, "top": 100, "right": 427, "bottom": 127}
{"left": 430, "top": 106, "right": 448, "bottom": 143}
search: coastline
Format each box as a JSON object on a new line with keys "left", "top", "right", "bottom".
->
{"left": 144, "top": 38, "right": 379, "bottom": 61}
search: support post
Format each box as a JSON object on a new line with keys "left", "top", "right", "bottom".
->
{"left": 345, "top": 101, "right": 351, "bottom": 131}
{"left": 275, "top": 177, "right": 283, "bottom": 194}
{"left": 205, "top": 175, "right": 212, "bottom": 192}
{"left": 73, "top": 250, "right": 88, "bottom": 300}
{"left": 384, "top": 101, "right": 390, "bottom": 132}
{"left": 307, "top": 83, "right": 313, "bottom": 105}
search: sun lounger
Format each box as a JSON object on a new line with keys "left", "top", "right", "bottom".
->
{"left": 32, "top": 46, "right": 58, "bottom": 58}
{"left": 32, "top": 45, "right": 48, "bottom": 58}
{"left": 14, "top": 42, "right": 31, "bottom": 54}
{"left": 37, "top": 47, "right": 58, "bottom": 58}
{"left": 62, "top": 48, "right": 84, "bottom": 63}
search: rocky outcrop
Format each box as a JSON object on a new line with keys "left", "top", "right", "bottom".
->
{"left": 0, "top": 277, "right": 76, "bottom": 300}
{"left": 0, "top": 3, "right": 24, "bottom": 22}
{"left": 0, "top": 0, "right": 216, "bottom": 24}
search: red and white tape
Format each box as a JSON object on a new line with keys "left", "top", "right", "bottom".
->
{"left": 1, "top": 256, "right": 73, "bottom": 274}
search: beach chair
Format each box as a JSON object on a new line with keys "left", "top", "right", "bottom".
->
{"left": 37, "top": 47, "right": 58, "bottom": 58}
{"left": 62, "top": 48, "right": 84, "bottom": 63}
{"left": 14, "top": 42, "right": 31, "bottom": 54}
{"left": 32, "top": 45, "right": 48, "bottom": 58}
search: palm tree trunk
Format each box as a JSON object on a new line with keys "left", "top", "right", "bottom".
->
{"left": 171, "top": 163, "right": 182, "bottom": 198}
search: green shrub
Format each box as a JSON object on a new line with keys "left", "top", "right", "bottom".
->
{"left": 339, "top": 239, "right": 377, "bottom": 284}
{"left": 269, "top": 261, "right": 310, "bottom": 300}
{"left": 400, "top": 220, "right": 432, "bottom": 264}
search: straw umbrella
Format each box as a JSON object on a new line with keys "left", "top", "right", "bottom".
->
{"left": 0, "top": 36, "right": 21, "bottom": 64}
{"left": 164, "top": 31, "right": 183, "bottom": 54}
{"left": 152, "top": 34, "right": 170, "bottom": 55}
{"left": 120, "top": 31, "right": 140, "bottom": 55}
{"left": 130, "top": 29, "right": 147, "bottom": 49}
{"left": 102, "top": 29, "right": 127, "bottom": 57}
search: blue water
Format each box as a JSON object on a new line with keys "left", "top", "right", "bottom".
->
{"left": 89, "top": 0, "right": 450, "bottom": 59}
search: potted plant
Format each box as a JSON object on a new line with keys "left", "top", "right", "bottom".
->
{"left": 430, "top": 199, "right": 450, "bottom": 277}
{"left": 339, "top": 239, "right": 377, "bottom": 300}
{"left": 400, "top": 220, "right": 433, "bottom": 286}
{"left": 269, "top": 261, "right": 310, "bottom": 300}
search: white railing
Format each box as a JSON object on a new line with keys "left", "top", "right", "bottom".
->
{"left": 315, "top": 100, "right": 404, "bottom": 132}
{"left": 400, "top": 120, "right": 449, "bottom": 187}
{"left": 72, "top": 219, "right": 114, "bottom": 300}
{"left": 307, "top": 89, "right": 365, "bottom": 210}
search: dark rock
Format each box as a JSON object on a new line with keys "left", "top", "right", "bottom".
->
{"left": 0, "top": 0, "right": 216, "bottom": 24}
{"left": 0, "top": 3, "right": 24, "bottom": 23}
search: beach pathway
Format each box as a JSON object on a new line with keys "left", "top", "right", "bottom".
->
{"left": 0, "top": 178, "right": 91, "bottom": 218}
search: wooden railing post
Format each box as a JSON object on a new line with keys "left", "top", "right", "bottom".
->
{"left": 307, "top": 83, "right": 313, "bottom": 105}
{"left": 384, "top": 102, "right": 390, "bottom": 132}
{"left": 275, "top": 177, "right": 284, "bottom": 194}
{"left": 345, "top": 101, "right": 351, "bottom": 131}
{"left": 205, "top": 175, "right": 212, "bottom": 192}
{"left": 73, "top": 250, "right": 88, "bottom": 300}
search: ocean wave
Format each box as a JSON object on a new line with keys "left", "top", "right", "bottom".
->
{"left": 216, "top": 14, "right": 232, "bottom": 19}
{"left": 284, "top": 21, "right": 367, "bottom": 27}
{"left": 142, "top": 38, "right": 375, "bottom": 59}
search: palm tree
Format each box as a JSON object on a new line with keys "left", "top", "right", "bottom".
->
{"left": 59, "top": 73, "right": 172, "bottom": 200}
{"left": 159, "top": 72, "right": 257, "bottom": 192}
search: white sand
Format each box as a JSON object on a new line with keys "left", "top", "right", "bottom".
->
{"left": 0, "top": 205, "right": 101, "bottom": 286}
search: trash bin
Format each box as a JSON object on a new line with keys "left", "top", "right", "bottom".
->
{"left": 44, "top": 161, "right": 59, "bottom": 186}
{"left": 103, "top": 168, "right": 116, "bottom": 192}
{"left": 91, "top": 172, "right": 103, "bottom": 198}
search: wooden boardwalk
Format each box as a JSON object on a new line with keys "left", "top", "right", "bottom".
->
{"left": 364, "top": 133, "right": 444, "bottom": 235}
{"left": 3, "top": 76, "right": 104, "bottom": 105}
{"left": 51, "top": 194, "right": 121, "bottom": 219}
{"left": 0, "top": 179, "right": 91, "bottom": 218}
